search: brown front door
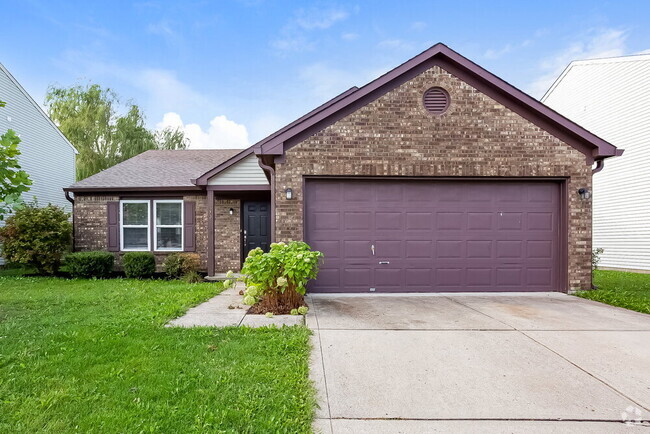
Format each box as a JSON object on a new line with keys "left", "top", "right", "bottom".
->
{"left": 305, "top": 179, "right": 561, "bottom": 293}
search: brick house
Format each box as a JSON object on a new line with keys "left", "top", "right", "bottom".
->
{"left": 65, "top": 44, "right": 622, "bottom": 293}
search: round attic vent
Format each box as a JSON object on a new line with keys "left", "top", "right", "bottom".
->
{"left": 423, "top": 87, "right": 450, "bottom": 114}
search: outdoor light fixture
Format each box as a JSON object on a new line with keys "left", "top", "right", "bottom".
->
{"left": 285, "top": 188, "right": 293, "bottom": 200}
{"left": 578, "top": 188, "right": 591, "bottom": 200}
{"left": 229, "top": 208, "right": 234, "bottom": 215}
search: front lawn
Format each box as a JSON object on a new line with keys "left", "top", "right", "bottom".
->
{"left": 0, "top": 274, "right": 314, "bottom": 432}
{"left": 576, "top": 270, "right": 650, "bottom": 314}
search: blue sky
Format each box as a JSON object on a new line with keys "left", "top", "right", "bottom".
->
{"left": 2, "top": 0, "right": 650, "bottom": 149}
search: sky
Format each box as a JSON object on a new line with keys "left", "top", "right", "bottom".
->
{"left": 2, "top": 0, "right": 650, "bottom": 149}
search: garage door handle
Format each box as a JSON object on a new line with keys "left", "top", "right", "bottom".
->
{"left": 379, "top": 261, "right": 390, "bottom": 265}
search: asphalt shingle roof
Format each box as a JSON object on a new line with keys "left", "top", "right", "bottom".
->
{"left": 69, "top": 149, "right": 243, "bottom": 189}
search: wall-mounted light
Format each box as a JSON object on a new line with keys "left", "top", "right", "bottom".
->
{"left": 285, "top": 188, "right": 293, "bottom": 200}
{"left": 578, "top": 188, "right": 591, "bottom": 200}
{"left": 229, "top": 208, "right": 234, "bottom": 215}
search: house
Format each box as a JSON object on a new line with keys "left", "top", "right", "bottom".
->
{"left": 65, "top": 43, "right": 622, "bottom": 293}
{"left": 542, "top": 54, "right": 649, "bottom": 272}
{"left": 0, "top": 62, "right": 78, "bottom": 264}
{"left": 0, "top": 63, "right": 77, "bottom": 212}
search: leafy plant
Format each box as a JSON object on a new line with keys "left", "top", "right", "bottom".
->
{"left": 162, "top": 252, "right": 200, "bottom": 279}
{"left": 236, "top": 241, "right": 323, "bottom": 313}
{"left": 592, "top": 248, "right": 604, "bottom": 271}
{"left": 0, "top": 203, "right": 71, "bottom": 274}
{"left": 65, "top": 251, "right": 114, "bottom": 278}
{"left": 0, "top": 99, "right": 32, "bottom": 219}
{"left": 122, "top": 252, "right": 156, "bottom": 279}
{"left": 182, "top": 270, "right": 204, "bottom": 283}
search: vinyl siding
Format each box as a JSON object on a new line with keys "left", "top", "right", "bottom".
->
{"left": 207, "top": 153, "right": 268, "bottom": 185}
{"left": 0, "top": 64, "right": 76, "bottom": 212}
{"left": 543, "top": 54, "right": 650, "bottom": 270}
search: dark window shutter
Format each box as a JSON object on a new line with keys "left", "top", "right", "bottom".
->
{"left": 107, "top": 201, "right": 120, "bottom": 252}
{"left": 183, "top": 201, "right": 196, "bottom": 252}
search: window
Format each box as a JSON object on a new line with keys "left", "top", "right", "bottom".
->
{"left": 119, "top": 199, "right": 184, "bottom": 252}
{"left": 154, "top": 200, "right": 183, "bottom": 251}
{"left": 120, "top": 200, "right": 150, "bottom": 251}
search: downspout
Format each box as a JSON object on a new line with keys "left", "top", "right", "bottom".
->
{"left": 592, "top": 159, "right": 605, "bottom": 174}
{"left": 257, "top": 157, "right": 276, "bottom": 243}
{"left": 64, "top": 189, "right": 75, "bottom": 252}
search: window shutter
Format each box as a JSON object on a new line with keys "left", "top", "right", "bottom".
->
{"left": 183, "top": 201, "right": 196, "bottom": 252}
{"left": 107, "top": 201, "right": 120, "bottom": 252}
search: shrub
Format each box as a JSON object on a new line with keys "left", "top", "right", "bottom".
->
{"left": 182, "top": 270, "right": 204, "bottom": 283}
{"left": 592, "top": 248, "right": 604, "bottom": 271}
{"left": 122, "top": 252, "right": 156, "bottom": 279}
{"left": 65, "top": 251, "right": 114, "bottom": 278}
{"left": 238, "top": 241, "right": 323, "bottom": 313}
{"left": 0, "top": 203, "right": 72, "bottom": 274}
{"left": 162, "top": 252, "right": 200, "bottom": 279}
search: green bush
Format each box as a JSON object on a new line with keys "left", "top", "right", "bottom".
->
{"left": 0, "top": 203, "right": 72, "bottom": 274}
{"left": 122, "top": 252, "right": 156, "bottom": 279}
{"left": 65, "top": 251, "right": 114, "bottom": 278}
{"left": 182, "top": 270, "right": 204, "bottom": 283}
{"left": 162, "top": 252, "right": 200, "bottom": 279}
{"left": 238, "top": 241, "right": 323, "bottom": 309}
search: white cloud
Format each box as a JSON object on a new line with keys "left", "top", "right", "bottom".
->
{"left": 341, "top": 32, "right": 359, "bottom": 41}
{"left": 377, "top": 39, "right": 416, "bottom": 52}
{"left": 636, "top": 48, "right": 650, "bottom": 54}
{"left": 271, "top": 5, "right": 354, "bottom": 53}
{"left": 130, "top": 69, "right": 211, "bottom": 115}
{"left": 157, "top": 112, "right": 250, "bottom": 149}
{"left": 295, "top": 7, "right": 349, "bottom": 30}
{"left": 410, "top": 21, "right": 427, "bottom": 31}
{"left": 529, "top": 28, "right": 627, "bottom": 97}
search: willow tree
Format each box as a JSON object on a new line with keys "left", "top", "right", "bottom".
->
{"left": 45, "top": 84, "right": 188, "bottom": 180}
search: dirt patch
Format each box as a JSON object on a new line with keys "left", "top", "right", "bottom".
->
{"left": 248, "top": 291, "right": 308, "bottom": 315}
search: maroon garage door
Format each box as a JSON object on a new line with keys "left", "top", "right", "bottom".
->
{"left": 305, "top": 179, "right": 561, "bottom": 293}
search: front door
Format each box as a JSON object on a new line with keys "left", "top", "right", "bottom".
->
{"left": 243, "top": 201, "right": 271, "bottom": 258}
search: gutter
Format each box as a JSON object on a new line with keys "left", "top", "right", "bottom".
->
{"left": 592, "top": 159, "right": 605, "bottom": 174}
{"left": 257, "top": 157, "right": 276, "bottom": 243}
{"left": 64, "top": 189, "right": 74, "bottom": 204}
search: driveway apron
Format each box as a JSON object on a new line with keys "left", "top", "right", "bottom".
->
{"left": 306, "top": 292, "right": 650, "bottom": 433}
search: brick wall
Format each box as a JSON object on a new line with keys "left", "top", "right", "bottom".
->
{"left": 215, "top": 199, "right": 241, "bottom": 272}
{"left": 74, "top": 194, "right": 209, "bottom": 271}
{"left": 274, "top": 65, "right": 592, "bottom": 291}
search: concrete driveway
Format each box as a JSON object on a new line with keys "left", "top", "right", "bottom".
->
{"left": 305, "top": 292, "right": 650, "bottom": 433}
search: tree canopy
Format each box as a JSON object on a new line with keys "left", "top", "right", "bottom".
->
{"left": 0, "top": 99, "right": 32, "bottom": 220}
{"left": 45, "top": 84, "right": 188, "bottom": 180}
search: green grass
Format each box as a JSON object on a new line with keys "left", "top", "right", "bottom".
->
{"left": 576, "top": 270, "right": 650, "bottom": 314}
{"left": 0, "top": 273, "right": 314, "bottom": 433}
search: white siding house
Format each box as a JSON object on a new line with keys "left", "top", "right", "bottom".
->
{"left": 542, "top": 54, "right": 650, "bottom": 271}
{"left": 0, "top": 62, "right": 77, "bottom": 211}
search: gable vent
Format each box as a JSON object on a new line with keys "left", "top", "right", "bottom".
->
{"left": 423, "top": 87, "right": 450, "bottom": 114}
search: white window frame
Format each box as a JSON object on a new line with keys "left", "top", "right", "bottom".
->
{"left": 120, "top": 200, "right": 151, "bottom": 252}
{"left": 153, "top": 199, "right": 184, "bottom": 252}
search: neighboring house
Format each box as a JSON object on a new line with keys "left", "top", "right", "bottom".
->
{"left": 0, "top": 62, "right": 78, "bottom": 263}
{"left": 65, "top": 43, "right": 621, "bottom": 293}
{"left": 542, "top": 54, "right": 649, "bottom": 272}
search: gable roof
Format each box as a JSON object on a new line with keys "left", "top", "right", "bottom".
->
{"left": 542, "top": 52, "right": 650, "bottom": 102}
{"left": 248, "top": 43, "right": 620, "bottom": 163}
{"left": 66, "top": 149, "right": 241, "bottom": 191}
{"left": 193, "top": 86, "right": 359, "bottom": 185}
{"left": 0, "top": 62, "right": 78, "bottom": 154}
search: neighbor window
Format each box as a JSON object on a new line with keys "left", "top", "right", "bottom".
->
{"left": 154, "top": 200, "right": 183, "bottom": 251}
{"left": 120, "top": 200, "right": 150, "bottom": 251}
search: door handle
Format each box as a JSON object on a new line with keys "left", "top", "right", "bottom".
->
{"left": 371, "top": 244, "right": 375, "bottom": 256}
{"left": 379, "top": 261, "right": 390, "bottom": 265}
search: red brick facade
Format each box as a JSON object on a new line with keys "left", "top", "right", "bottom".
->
{"left": 273, "top": 65, "right": 592, "bottom": 291}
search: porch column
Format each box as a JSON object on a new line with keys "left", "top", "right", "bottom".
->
{"left": 207, "top": 189, "right": 215, "bottom": 276}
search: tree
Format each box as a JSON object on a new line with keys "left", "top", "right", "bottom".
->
{"left": 45, "top": 84, "right": 188, "bottom": 180}
{"left": 0, "top": 100, "right": 32, "bottom": 220}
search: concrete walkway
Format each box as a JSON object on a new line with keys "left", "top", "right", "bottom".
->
{"left": 305, "top": 292, "right": 650, "bottom": 433}
{"left": 167, "top": 282, "right": 304, "bottom": 328}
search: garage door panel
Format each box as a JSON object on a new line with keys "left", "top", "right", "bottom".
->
{"left": 306, "top": 180, "right": 560, "bottom": 293}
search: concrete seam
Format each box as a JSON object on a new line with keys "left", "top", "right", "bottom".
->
{"left": 311, "top": 298, "right": 334, "bottom": 431}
